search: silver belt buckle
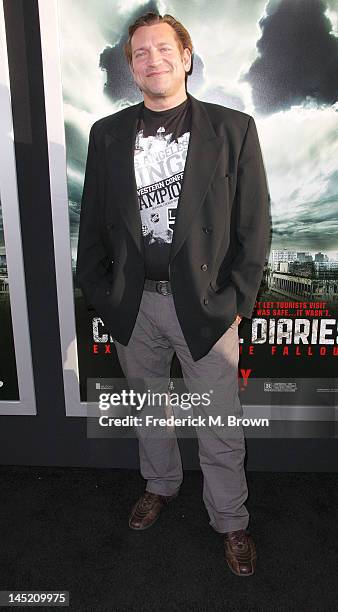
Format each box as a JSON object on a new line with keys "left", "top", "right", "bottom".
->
{"left": 156, "top": 281, "right": 170, "bottom": 295}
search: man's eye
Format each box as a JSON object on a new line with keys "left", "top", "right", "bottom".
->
{"left": 160, "top": 47, "right": 171, "bottom": 52}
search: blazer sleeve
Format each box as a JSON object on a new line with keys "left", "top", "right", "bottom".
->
{"left": 230, "top": 116, "right": 271, "bottom": 318}
{"left": 76, "top": 124, "right": 111, "bottom": 310}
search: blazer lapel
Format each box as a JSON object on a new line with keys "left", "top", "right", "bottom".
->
{"left": 169, "top": 94, "right": 224, "bottom": 262}
{"left": 104, "top": 102, "right": 144, "bottom": 257}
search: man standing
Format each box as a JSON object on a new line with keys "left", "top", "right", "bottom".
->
{"left": 76, "top": 12, "right": 270, "bottom": 576}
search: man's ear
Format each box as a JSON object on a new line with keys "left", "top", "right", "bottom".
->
{"left": 182, "top": 48, "right": 192, "bottom": 73}
{"left": 129, "top": 62, "right": 142, "bottom": 92}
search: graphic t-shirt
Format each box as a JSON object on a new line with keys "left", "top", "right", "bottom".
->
{"left": 134, "top": 97, "right": 191, "bottom": 280}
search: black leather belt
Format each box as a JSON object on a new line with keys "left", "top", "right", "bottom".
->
{"left": 144, "top": 278, "right": 172, "bottom": 295}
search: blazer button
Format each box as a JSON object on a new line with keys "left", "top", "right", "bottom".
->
{"left": 106, "top": 223, "right": 114, "bottom": 229}
{"left": 203, "top": 226, "right": 213, "bottom": 234}
{"left": 105, "top": 289, "right": 111, "bottom": 296}
{"left": 201, "top": 264, "right": 208, "bottom": 271}
{"left": 203, "top": 298, "right": 209, "bottom": 305}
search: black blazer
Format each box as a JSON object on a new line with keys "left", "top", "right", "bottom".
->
{"left": 76, "top": 93, "right": 270, "bottom": 361}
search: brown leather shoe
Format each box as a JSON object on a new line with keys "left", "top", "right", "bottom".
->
{"left": 224, "top": 529, "right": 257, "bottom": 576}
{"left": 128, "top": 491, "right": 177, "bottom": 530}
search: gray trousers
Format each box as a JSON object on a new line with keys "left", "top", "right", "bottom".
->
{"left": 114, "top": 288, "right": 249, "bottom": 534}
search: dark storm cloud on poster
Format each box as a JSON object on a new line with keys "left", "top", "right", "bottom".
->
{"left": 60, "top": 0, "right": 338, "bottom": 405}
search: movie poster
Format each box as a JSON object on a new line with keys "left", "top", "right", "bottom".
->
{"left": 49, "top": 0, "right": 338, "bottom": 412}
{"left": 0, "top": 1, "right": 37, "bottom": 414}
{"left": 0, "top": 197, "right": 19, "bottom": 401}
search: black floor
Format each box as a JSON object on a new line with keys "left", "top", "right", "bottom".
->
{"left": 0, "top": 466, "right": 337, "bottom": 611}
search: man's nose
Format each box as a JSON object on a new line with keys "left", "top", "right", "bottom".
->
{"left": 147, "top": 49, "right": 163, "bottom": 66}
